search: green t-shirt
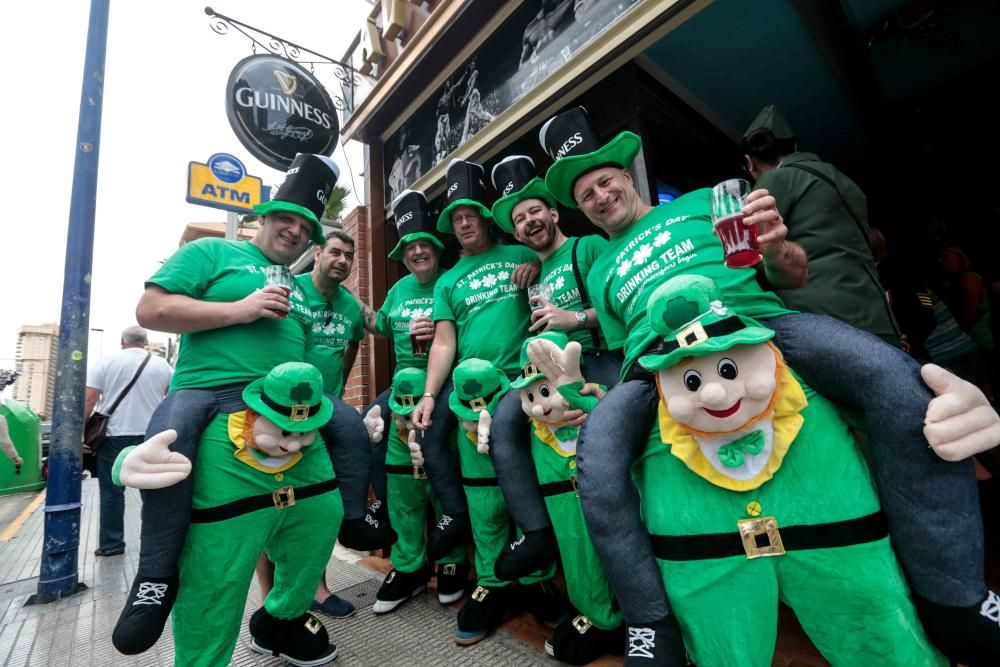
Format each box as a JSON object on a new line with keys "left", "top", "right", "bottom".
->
{"left": 587, "top": 189, "right": 793, "bottom": 378}
{"left": 297, "top": 275, "right": 364, "bottom": 397}
{"left": 433, "top": 244, "right": 537, "bottom": 374}
{"left": 147, "top": 238, "right": 313, "bottom": 391}
{"left": 539, "top": 235, "right": 610, "bottom": 353}
{"left": 376, "top": 273, "right": 438, "bottom": 372}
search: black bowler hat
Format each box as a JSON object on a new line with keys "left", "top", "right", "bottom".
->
{"left": 489, "top": 155, "right": 557, "bottom": 233}
{"left": 435, "top": 158, "right": 492, "bottom": 234}
{"left": 388, "top": 189, "right": 445, "bottom": 260}
{"left": 539, "top": 106, "right": 641, "bottom": 209}
{"left": 253, "top": 153, "right": 340, "bottom": 245}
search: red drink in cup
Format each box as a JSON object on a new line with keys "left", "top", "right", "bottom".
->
{"left": 710, "top": 179, "right": 761, "bottom": 269}
{"left": 409, "top": 319, "right": 429, "bottom": 356}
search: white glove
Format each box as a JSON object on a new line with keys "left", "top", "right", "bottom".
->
{"left": 407, "top": 429, "right": 424, "bottom": 467}
{"left": 922, "top": 364, "right": 1000, "bottom": 461}
{"left": 476, "top": 410, "right": 492, "bottom": 454}
{"left": 119, "top": 429, "right": 192, "bottom": 489}
{"left": 363, "top": 405, "right": 384, "bottom": 443}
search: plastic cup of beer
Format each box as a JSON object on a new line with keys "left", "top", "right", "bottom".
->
{"left": 262, "top": 265, "right": 294, "bottom": 317}
{"left": 711, "top": 179, "right": 761, "bottom": 269}
{"left": 528, "top": 283, "right": 554, "bottom": 310}
{"left": 409, "top": 319, "right": 429, "bottom": 357}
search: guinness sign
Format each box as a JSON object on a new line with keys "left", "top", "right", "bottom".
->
{"left": 225, "top": 55, "right": 340, "bottom": 171}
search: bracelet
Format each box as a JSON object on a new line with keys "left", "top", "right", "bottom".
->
{"left": 422, "top": 392, "right": 435, "bottom": 399}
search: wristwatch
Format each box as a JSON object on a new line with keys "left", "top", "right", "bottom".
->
{"left": 574, "top": 310, "right": 588, "bottom": 328}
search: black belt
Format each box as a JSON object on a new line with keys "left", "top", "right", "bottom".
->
{"left": 386, "top": 464, "right": 427, "bottom": 478}
{"left": 650, "top": 512, "right": 887, "bottom": 561}
{"left": 461, "top": 477, "right": 498, "bottom": 487}
{"left": 539, "top": 478, "right": 578, "bottom": 497}
{"left": 190, "top": 478, "right": 340, "bottom": 523}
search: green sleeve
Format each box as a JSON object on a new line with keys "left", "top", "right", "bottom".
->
{"left": 586, "top": 261, "right": 626, "bottom": 350}
{"left": 557, "top": 381, "right": 605, "bottom": 413}
{"left": 582, "top": 234, "right": 610, "bottom": 264}
{"left": 146, "top": 238, "right": 217, "bottom": 297}
{"left": 111, "top": 445, "right": 138, "bottom": 487}
{"left": 432, "top": 278, "right": 456, "bottom": 322}
{"left": 350, "top": 298, "right": 365, "bottom": 342}
{"left": 375, "top": 295, "right": 393, "bottom": 338}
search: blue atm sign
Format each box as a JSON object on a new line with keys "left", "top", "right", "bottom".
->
{"left": 186, "top": 153, "right": 269, "bottom": 213}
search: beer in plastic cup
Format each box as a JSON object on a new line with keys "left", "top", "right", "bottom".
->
{"left": 262, "top": 265, "right": 294, "bottom": 317}
{"left": 711, "top": 179, "right": 761, "bottom": 269}
{"left": 409, "top": 319, "right": 429, "bottom": 357}
{"left": 528, "top": 283, "right": 554, "bottom": 310}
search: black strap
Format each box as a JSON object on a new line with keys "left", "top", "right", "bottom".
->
{"left": 458, "top": 386, "right": 501, "bottom": 410}
{"left": 259, "top": 392, "right": 322, "bottom": 419}
{"left": 461, "top": 476, "right": 498, "bottom": 487}
{"left": 385, "top": 464, "right": 422, "bottom": 475}
{"left": 649, "top": 512, "right": 887, "bottom": 561}
{"left": 651, "top": 316, "right": 746, "bottom": 356}
{"left": 571, "top": 238, "right": 602, "bottom": 351}
{"left": 190, "top": 478, "right": 340, "bottom": 523}
{"left": 105, "top": 352, "right": 152, "bottom": 417}
{"left": 539, "top": 479, "right": 576, "bottom": 497}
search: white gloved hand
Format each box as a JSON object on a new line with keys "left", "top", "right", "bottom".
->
{"left": 922, "top": 364, "right": 1000, "bottom": 461}
{"left": 476, "top": 410, "right": 492, "bottom": 454}
{"left": 363, "top": 405, "right": 384, "bottom": 443}
{"left": 119, "top": 429, "right": 192, "bottom": 489}
{"left": 407, "top": 429, "right": 424, "bottom": 467}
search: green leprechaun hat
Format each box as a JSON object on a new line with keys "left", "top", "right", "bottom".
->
{"left": 388, "top": 189, "right": 445, "bottom": 261}
{"left": 510, "top": 331, "right": 570, "bottom": 389}
{"left": 637, "top": 275, "right": 774, "bottom": 372}
{"left": 489, "top": 155, "right": 558, "bottom": 233}
{"left": 539, "top": 106, "right": 641, "bottom": 209}
{"left": 448, "top": 358, "right": 510, "bottom": 422}
{"left": 243, "top": 362, "right": 334, "bottom": 432}
{"left": 436, "top": 158, "right": 493, "bottom": 234}
{"left": 389, "top": 367, "right": 426, "bottom": 416}
{"left": 743, "top": 104, "right": 796, "bottom": 143}
{"left": 252, "top": 153, "right": 339, "bottom": 246}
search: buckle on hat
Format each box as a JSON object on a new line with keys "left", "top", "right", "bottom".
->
{"left": 521, "top": 362, "right": 538, "bottom": 380}
{"left": 572, "top": 615, "right": 592, "bottom": 634}
{"left": 439, "top": 563, "right": 457, "bottom": 576}
{"left": 738, "top": 516, "right": 785, "bottom": 559}
{"left": 413, "top": 465, "right": 427, "bottom": 480}
{"left": 675, "top": 321, "right": 708, "bottom": 348}
{"left": 469, "top": 397, "right": 487, "bottom": 411}
{"left": 398, "top": 393, "right": 415, "bottom": 408}
{"left": 273, "top": 485, "right": 296, "bottom": 510}
{"left": 472, "top": 586, "right": 489, "bottom": 602}
{"left": 290, "top": 404, "right": 310, "bottom": 422}
{"left": 304, "top": 615, "right": 322, "bottom": 635}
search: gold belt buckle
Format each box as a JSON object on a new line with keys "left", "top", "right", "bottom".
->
{"left": 304, "top": 615, "right": 322, "bottom": 635}
{"left": 439, "top": 563, "right": 457, "bottom": 575}
{"left": 272, "top": 485, "right": 296, "bottom": 510}
{"left": 471, "top": 585, "right": 489, "bottom": 602}
{"left": 738, "top": 516, "right": 784, "bottom": 559}
{"left": 570, "top": 475, "right": 579, "bottom": 497}
{"left": 413, "top": 465, "right": 427, "bottom": 480}
{"left": 572, "top": 615, "right": 592, "bottom": 634}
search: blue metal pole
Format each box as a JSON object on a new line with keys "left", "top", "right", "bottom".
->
{"left": 34, "top": 0, "right": 110, "bottom": 603}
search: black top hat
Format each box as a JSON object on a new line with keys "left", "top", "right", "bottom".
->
{"left": 253, "top": 153, "right": 340, "bottom": 244}
{"left": 436, "top": 159, "right": 493, "bottom": 234}
{"left": 490, "top": 155, "right": 537, "bottom": 198}
{"left": 489, "top": 155, "right": 558, "bottom": 233}
{"left": 388, "top": 189, "right": 444, "bottom": 260}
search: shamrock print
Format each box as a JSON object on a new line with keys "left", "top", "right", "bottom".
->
{"left": 653, "top": 231, "right": 672, "bottom": 247}
{"left": 470, "top": 278, "right": 482, "bottom": 290}
{"left": 631, "top": 244, "right": 653, "bottom": 266}
{"left": 482, "top": 274, "right": 498, "bottom": 288}
{"left": 553, "top": 276, "right": 565, "bottom": 290}
{"left": 497, "top": 270, "right": 510, "bottom": 281}
{"left": 617, "top": 259, "right": 633, "bottom": 277}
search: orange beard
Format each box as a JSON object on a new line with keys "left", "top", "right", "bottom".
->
{"left": 656, "top": 342, "right": 786, "bottom": 438}
{"left": 242, "top": 409, "right": 260, "bottom": 448}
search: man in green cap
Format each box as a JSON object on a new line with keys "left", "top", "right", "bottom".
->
{"left": 742, "top": 104, "right": 901, "bottom": 345}
{"left": 116, "top": 154, "right": 387, "bottom": 655}
{"left": 540, "top": 106, "right": 1000, "bottom": 666}
{"left": 447, "top": 358, "right": 560, "bottom": 646}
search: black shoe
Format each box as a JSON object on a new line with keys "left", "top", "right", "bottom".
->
{"left": 427, "top": 512, "right": 469, "bottom": 561}
{"left": 455, "top": 585, "right": 510, "bottom": 646}
{"left": 112, "top": 574, "right": 179, "bottom": 655}
{"left": 95, "top": 547, "right": 125, "bottom": 557}
{"left": 624, "top": 616, "right": 687, "bottom": 666}
{"left": 494, "top": 528, "right": 558, "bottom": 581}
{"left": 916, "top": 591, "right": 1000, "bottom": 666}
{"left": 517, "top": 580, "right": 570, "bottom": 628}
{"left": 545, "top": 615, "right": 624, "bottom": 665}
{"left": 248, "top": 607, "right": 337, "bottom": 666}
{"left": 338, "top": 513, "right": 397, "bottom": 551}
{"left": 373, "top": 568, "right": 429, "bottom": 615}
{"left": 436, "top": 562, "right": 469, "bottom": 605}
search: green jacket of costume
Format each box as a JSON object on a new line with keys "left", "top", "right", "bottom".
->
{"left": 755, "top": 152, "right": 900, "bottom": 343}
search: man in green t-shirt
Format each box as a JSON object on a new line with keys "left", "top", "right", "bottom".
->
{"left": 539, "top": 106, "right": 999, "bottom": 666}
{"left": 411, "top": 159, "right": 564, "bottom": 645}
{"left": 113, "top": 155, "right": 386, "bottom": 656}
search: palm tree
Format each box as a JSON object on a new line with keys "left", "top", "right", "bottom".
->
{"left": 322, "top": 184, "right": 352, "bottom": 225}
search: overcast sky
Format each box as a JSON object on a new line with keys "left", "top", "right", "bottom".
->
{"left": 0, "top": 0, "right": 372, "bottom": 373}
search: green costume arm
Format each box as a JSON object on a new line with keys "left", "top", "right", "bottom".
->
{"left": 111, "top": 445, "right": 138, "bottom": 487}
{"left": 557, "top": 381, "right": 606, "bottom": 413}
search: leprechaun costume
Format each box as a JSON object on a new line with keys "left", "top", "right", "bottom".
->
{"left": 448, "top": 358, "right": 559, "bottom": 645}
{"left": 373, "top": 367, "right": 468, "bottom": 615}
{"left": 620, "top": 276, "right": 945, "bottom": 666}
{"left": 116, "top": 363, "right": 342, "bottom": 667}
{"left": 511, "top": 332, "right": 624, "bottom": 664}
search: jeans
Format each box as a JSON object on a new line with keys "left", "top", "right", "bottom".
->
{"left": 578, "top": 312, "right": 986, "bottom": 625}
{"left": 137, "top": 384, "right": 373, "bottom": 579}
{"left": 96, "top": 435, "right": 143, "bottom": 552}
{"left": 490, "top": 350, "right": 623, "bottom": 533}
{"left": 364, "top": 387, "right": 391, "bottom": 500}
{"left": 418, "top": 380, "right": 467, "bottom": 515}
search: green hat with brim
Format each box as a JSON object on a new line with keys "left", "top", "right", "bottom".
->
{"left": 253, "top": 201, "right": 327, "bottom": 246}
{"left": 637, "top": 275, "right": 774, "bottom": 372}
{"left": 510, "top": 331, "right": 570, "bottom": 389}
{"left": 243, "top": 362, "right": 334, "bottom": 432}
{"left": 491, "top": 178, "right": 558, "bottom": 234}
{"left": 389, "top": 189, "right": 446, "bottom": 260}
{"left": 389, "top": 367, "right": 427, "bottom": 416}
{"left": 448, "top": 358, "right": 510, "bottom": 422}
{"left": 388, "top": 232, "right": 445, "bottom": 261}
{"left": 743, "top": 104, "right": 796, "bottom": 142}
{"left": 436, "top": 200, "right": 493, "bottom": 235}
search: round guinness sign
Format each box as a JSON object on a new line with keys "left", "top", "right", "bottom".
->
{"left": 225, "top": 54, "right": 340, "bottom": 171}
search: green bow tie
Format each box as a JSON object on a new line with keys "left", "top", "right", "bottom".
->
{"left": 717, "top": 430, "right": 765, "bottom": 468}
{"left": 552, "top": 425, "right": 579, "bottom": 442}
